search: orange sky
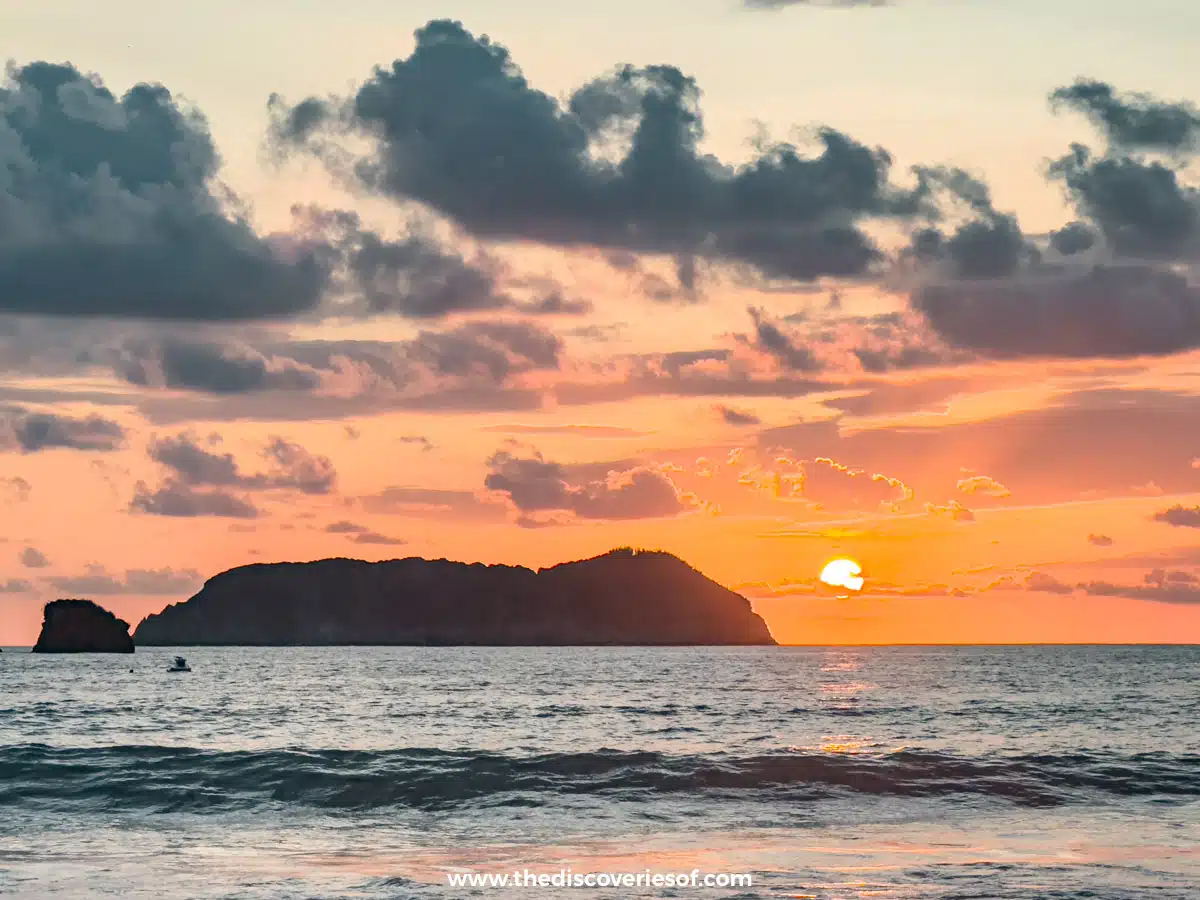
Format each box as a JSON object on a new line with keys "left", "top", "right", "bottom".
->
{"left": 3, "top": 7, "right": 1200, "bottom": 645}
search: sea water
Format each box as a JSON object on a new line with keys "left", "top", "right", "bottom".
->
{"left": 0, "top": 645, "right": 1196, "bottom": 898}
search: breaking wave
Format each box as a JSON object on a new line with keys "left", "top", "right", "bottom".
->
{"left": 2, "top": 744, "right": 1197, "bottom": 812}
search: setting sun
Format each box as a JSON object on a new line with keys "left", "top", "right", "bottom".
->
{"left": 819, "top": 558, "right": 864, "bottom": 592}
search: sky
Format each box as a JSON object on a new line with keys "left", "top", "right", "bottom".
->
{"left": 2, "top": 0, "right": 1200, "bottom": 645}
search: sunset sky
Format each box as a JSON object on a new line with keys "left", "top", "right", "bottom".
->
{"left": 3, "top": 0, "right": 1200, "bottom": 645}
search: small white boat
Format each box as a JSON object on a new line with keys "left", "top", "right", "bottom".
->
{"left": 166, "top": 656, "right": 192, "bottom": 673}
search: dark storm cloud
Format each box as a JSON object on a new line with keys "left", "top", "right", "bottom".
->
{"left": 147, "top": 432, "right": 337, "bottom": 495}
{"left": 515, "top": 291, "right": 594, "bottom": 316}
{"left": 1048, "top": 221, "right": 1098, "bottom": 256}
{"left": 484, "top": 449, "right": 692, "bottom": 520}
{"left": 1047, "top": 145, "right": 1198, "bottom": 260}
{"left": 117, "top": 337, "right": 322, "bottom": 394}
{"left": 404, "top": 321, "right": 561, "bottom": 381}
{"left": 290, "top": 206, "right": 513, "bottom": 318}
{"left": 0, "top": 62, "right": 533, "bottom": 325}
{"left": 913, "top": 265, "right": 1200, "bottom": 358}
{"left": 101, "top": 317, "right": 564, "bottom": 416}
{"left": 744, "top": 307, "right": 821, "bottom": 371}
{"left": 903, "top": 167, "right": 1038, "bottom": 279}
{"left": 131, "top": 432, "right": 336, "bottom": 519}
{"left": 1051, "top": 80, "right": 1200, "bottom": 154}
{"left": 1153, "top": 504, "right": 1200, "bottom": 528}
{"left": 0, "top": 407, "right": 125, "bottom": 452}
{"left": 268, "top": 19, "right": 925, "bottom": 284}
{"left": 0, "top": 61, "right": 330, "bottom": 320}
{"left": 906, "top": 85, "right": 1200, "bottom": 359}
{"left": 273, "top": 321, "right": 560, "bottom": 388}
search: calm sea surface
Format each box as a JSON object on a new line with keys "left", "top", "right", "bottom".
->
{"left": 0, "top": 646, "right": 1197, "bottom": 899}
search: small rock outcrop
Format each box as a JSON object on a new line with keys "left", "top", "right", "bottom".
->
{"left": 32, "top": 599, "right": 135, "bottom": 653}
{"left": 134, "top": 548, "right": 777, "bottom": 646}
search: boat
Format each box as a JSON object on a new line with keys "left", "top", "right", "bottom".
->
{"left": 166, "top": 656, "right": 192, "bottom": 673}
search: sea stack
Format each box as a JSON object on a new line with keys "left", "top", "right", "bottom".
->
{"left": 135, "top": 548, "right": 777, "bottom": 646}
{"left": 32, "top": 599, "right": 135, "bottom": 653}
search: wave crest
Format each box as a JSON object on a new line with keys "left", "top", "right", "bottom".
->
{"left": 1, "top": 745, "right": 1197, "bottom": 812}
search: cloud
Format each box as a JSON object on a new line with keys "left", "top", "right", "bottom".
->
{"left": 398, "top": 435, "right": 434, "bottom": 451}
{"left": 1050, "top": 79, "right": 1200, "bottom": 154}
{"left": 738, "top": 307, "right": 960, "bottom": 374}
{"left": 759, "top": 388, "right": 1200, "bottom": 509}
{"left": 325, "top": 520, "right": 368, "bottom": 533}
{"left": 144, "top": 432, "right": 337, "bottom": 495}
{"left": 744, "top": 307, "right": 821, "bottom": 371}
{"left": 1048, "top": 221, "right": 1098, "bottom": 256}
{"left": 0, "top": 578, "right": 33, "bottom": 593}
{"left": 129, "top": 480, "right": 260, "bottom": 519}
{"left": 901, "top": 166, "right": 1038, "bottom": 280}
{"left": 350, "top": 531, "right": 407, "bottom": 546}
{"left": 0, "top": 407, "right": 125, "bottom": 453}
{"left": 109, "top": 318, "right": 563, "bottom": 413}
{"left": 912, "top": 265, "right": 1200, "bottom": 358}
{"left": 289, "top": 205, "right": 513, "bottom": 318}
{"left": 42, "top": 564, "right": 202, "bottom": 596}
{"left": 1025, "top": 571, "right": 1073, "bottom": 594}
{"left": 479, "top": 424, "right": 648, "bottom": 438}
{"left": 322, "top": 519, "right": 406, "bottom": 544}
{"left": 924, "top": 499, "right": 975, "bottom": 521}
{"left": 1153, "top": 504, "right": 1200, "bottom": 527}
{"left": 19, "top": 547, "right": 49, "bottom": 569}
{"left": 357, "top": 486, "right": 510, "bottom": 521}
{"left": 906, "top": 80, "right": 1200, "bottom": 361}
{"left": 268, "top": 19, "right": 926, "bottom": 285}
{"left": 716, "top": 404, "right": 761, "bottom": 426}
{"left": 1088, "top": 533, "right": 1114, "bottom": 546}
{"left": 956, "top": 474, "right": 1011, "bottom": 498}
{"left": 484, "top": 449, "right": 696, "bottom": 520}
{"left": 1079, "top": 569, "right": 1200, "bottom": 605}
{"left": 513, "top": 289, "right": 594, "bottom": 316}
{"left": 820, "top": 376, "right": 975, "bottom": 417}
{"left": 1047, "top": 147, "right": 1198, "bottom": 261}
{"left": 1, "top": 475, "right": 31, "bottom": 502}
{"left": 116, "top": 338, "right": 322, "bottom": 394}
{"left": 0, "top": 62, "right": 330, "bottom": 320}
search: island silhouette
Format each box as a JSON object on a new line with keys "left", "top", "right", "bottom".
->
{"left": 32, "top": 599, "right": 135, "bottom": 653}
{"left": 129, "top": 548, "right": 776, "bottom": 646}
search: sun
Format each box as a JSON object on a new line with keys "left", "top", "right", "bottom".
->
{"left": 820, "top": 558, "right": 864, "bottom": 592}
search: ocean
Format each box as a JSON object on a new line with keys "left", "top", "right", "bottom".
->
{"left": 0, "top": 646, "right": 1196, "bottom": 898}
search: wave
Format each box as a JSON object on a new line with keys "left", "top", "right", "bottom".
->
{"left": 1, "top": 744, "right": 1196, "bottom": 813}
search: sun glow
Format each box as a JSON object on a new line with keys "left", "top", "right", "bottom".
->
{"left": 820, "top": 558, "right": 864, "bottom": 592}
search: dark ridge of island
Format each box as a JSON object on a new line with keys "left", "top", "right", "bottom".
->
{"left": 32, "top": 599, "right": 136, "bottom": 653}
{"left": 133, "top": 548, "right": 777, "bottom": 646}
